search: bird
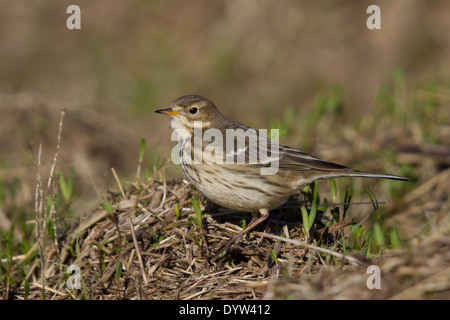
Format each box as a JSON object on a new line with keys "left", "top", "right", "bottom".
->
{"left": 155, "top": 95, "right": 408, "bottom": 257}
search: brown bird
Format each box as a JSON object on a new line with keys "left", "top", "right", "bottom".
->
{"left": 156, "top": 95, "right": 408, "bottom": 257}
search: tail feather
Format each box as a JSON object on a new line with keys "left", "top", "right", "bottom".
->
{"left": 344, "top": 169, "right": 409, "bottom": 181}
{"left": 279, "top": 144, "right": 409, "bottom": 182}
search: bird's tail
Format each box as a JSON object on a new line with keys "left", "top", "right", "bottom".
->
{"left": 343, "top": 169, "right": 409, "bottom": 181}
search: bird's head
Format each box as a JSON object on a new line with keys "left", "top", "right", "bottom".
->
{"left": 155, "top": 95, "right": 223, "bottom": 131}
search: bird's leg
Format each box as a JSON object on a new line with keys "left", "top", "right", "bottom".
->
{"left": 214, "top": 208, "right": 269, "bottom": 260}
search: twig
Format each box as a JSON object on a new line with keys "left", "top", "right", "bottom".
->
{"left": 32, "top": 282, "right": 69, "bottom": 298}
{"left": 182, "top": 287, "right": 208, "bottom": 300}
{"left": 158, "top": 168, "right": 167, "bottom": 209}
{"left": 111, "top": 167, "right": 125, "bottom": 198}
{"left": 47, "top": 108, "right": 66, "bottom": 269}
{"left": 282, "top": 201, "right": 386, "bottom": 209}
{"left": 136, "top": 138, "right": 145, "bottom": 180}
{"left": 33, "top": 142, "right": 45, "bottom": 282}
{"left": 254, "top": 232, "right": 366, "bottom": 266}
{"left": 47, "top": 107, "right": 65, "bottom": 190}
{"left": 128, "top": 216, "right": 148, "bottom": 285}
{"left": 179, "top": 267, "right": 242, "bottom": 298}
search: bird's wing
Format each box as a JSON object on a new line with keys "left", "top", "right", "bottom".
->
{"left": 203, "top": 125, "right": 350, "bottom": 172}
{"left": 277, "top": 145, "right": 350, "bottom": 172}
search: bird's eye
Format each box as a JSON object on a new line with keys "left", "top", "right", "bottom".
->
{"left": 189, "top": 107, "right": 198, "bottom": 114}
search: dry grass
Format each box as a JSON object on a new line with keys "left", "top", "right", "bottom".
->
{"left": 4, "top": 177, "right": 311, "bottom": 300}
{"left": 2, "top": 165, "right": 448, "bottom": 300}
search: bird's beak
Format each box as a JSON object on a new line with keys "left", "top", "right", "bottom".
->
{"left": 155, "top": 107, "right": 181, "bottom": 116}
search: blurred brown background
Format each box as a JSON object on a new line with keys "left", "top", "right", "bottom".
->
{"left": 1, "top": 0, "right": 449, "bottom": 207}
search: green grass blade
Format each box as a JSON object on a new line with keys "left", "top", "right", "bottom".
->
{"left": 329, "top": 178, "right": 337, "bottom": 203}
{"left": 139, "top": 138, "right": 146, "bottom": 162}
{"left": 301, "top": 204, "right": 310, "bottom": 233}
{"left": 270, "top": 249, "right": 278, "bottom": 264}
{"left": 308, "top": 199, "right": 317, "bottom": 231}
{"left": 190, "top": 197, "right": 202, "bottom": 229}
